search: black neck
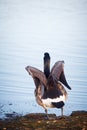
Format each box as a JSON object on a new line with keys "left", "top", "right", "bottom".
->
{"left": 44, "top": 52, "right": 50, "bottom": 78}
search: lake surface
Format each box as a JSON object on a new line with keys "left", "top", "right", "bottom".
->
{"left": 0, "top": 0, "right": 87, "bottom": 118}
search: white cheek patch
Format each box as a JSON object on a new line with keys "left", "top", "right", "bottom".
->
{"left": 42, "top": 95, "right": 66, "bottom": 108}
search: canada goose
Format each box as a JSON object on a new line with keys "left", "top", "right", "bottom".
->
{"left": 25, "top": 52, "right": 71, "bottom": 119}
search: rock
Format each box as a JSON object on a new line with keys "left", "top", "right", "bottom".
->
{"left": 0, "top": 111, "right": 87, "bottom": 130}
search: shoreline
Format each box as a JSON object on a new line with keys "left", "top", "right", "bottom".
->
{"left": 0, "top": 110, "right": 87, "bottom": 130}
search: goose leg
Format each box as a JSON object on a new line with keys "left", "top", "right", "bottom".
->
{"left": 45, "top": 109, "right": 49, "bottom": 119}
{"left": 61, "top": 107, "right": 63, "bottom": 116}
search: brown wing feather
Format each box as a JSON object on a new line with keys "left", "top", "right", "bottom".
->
{"left": 57, "top": 81, "right": 67, "bottom": 100}
{"left": 50, "top": 61, "right": 71, "bottom": 90}
{"left": 25, "top": 66, "right": 47, "bottom": 87}
{"left": 51, "top": 61, "right": 64, "bottom": 80}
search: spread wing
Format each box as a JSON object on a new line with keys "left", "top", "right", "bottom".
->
{"left": 25, "top": 66, "right": 47, "bottom": 87}
{"left": 50, "top": 61, "right": 71, "bottom": 90}
{"left": 51, "top": 61, "right": 64, "bottom": 80}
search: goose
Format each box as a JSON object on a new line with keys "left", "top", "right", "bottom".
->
{"left": 25, "top": 52, "right": 71, "bottom": 119}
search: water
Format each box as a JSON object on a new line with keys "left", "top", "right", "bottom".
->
{"left": 0, "top": 0, "right": 87, "bottom": 118}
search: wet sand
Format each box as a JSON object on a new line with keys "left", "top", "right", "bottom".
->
{"left": 0, "top": 111, "right": 87, "bottom": 130}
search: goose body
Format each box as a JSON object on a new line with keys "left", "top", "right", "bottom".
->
{"left": 25, "top": 53, "right": 71, "bottom": 118}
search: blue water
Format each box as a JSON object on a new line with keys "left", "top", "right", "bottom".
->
{"left": 0, "top": 0, "right": 87, "bottom": 118}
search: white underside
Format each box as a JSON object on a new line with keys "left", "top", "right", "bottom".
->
{"left": 42, "top": 95, "right": 66, "bottom": 108}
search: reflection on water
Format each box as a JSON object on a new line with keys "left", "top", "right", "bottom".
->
{"left": 0, "top": 0, "right": 87, "bottom": 118}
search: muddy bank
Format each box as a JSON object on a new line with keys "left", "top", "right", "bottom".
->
{"left": 0, "top": 111, "right": 87, "bottom": 130}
